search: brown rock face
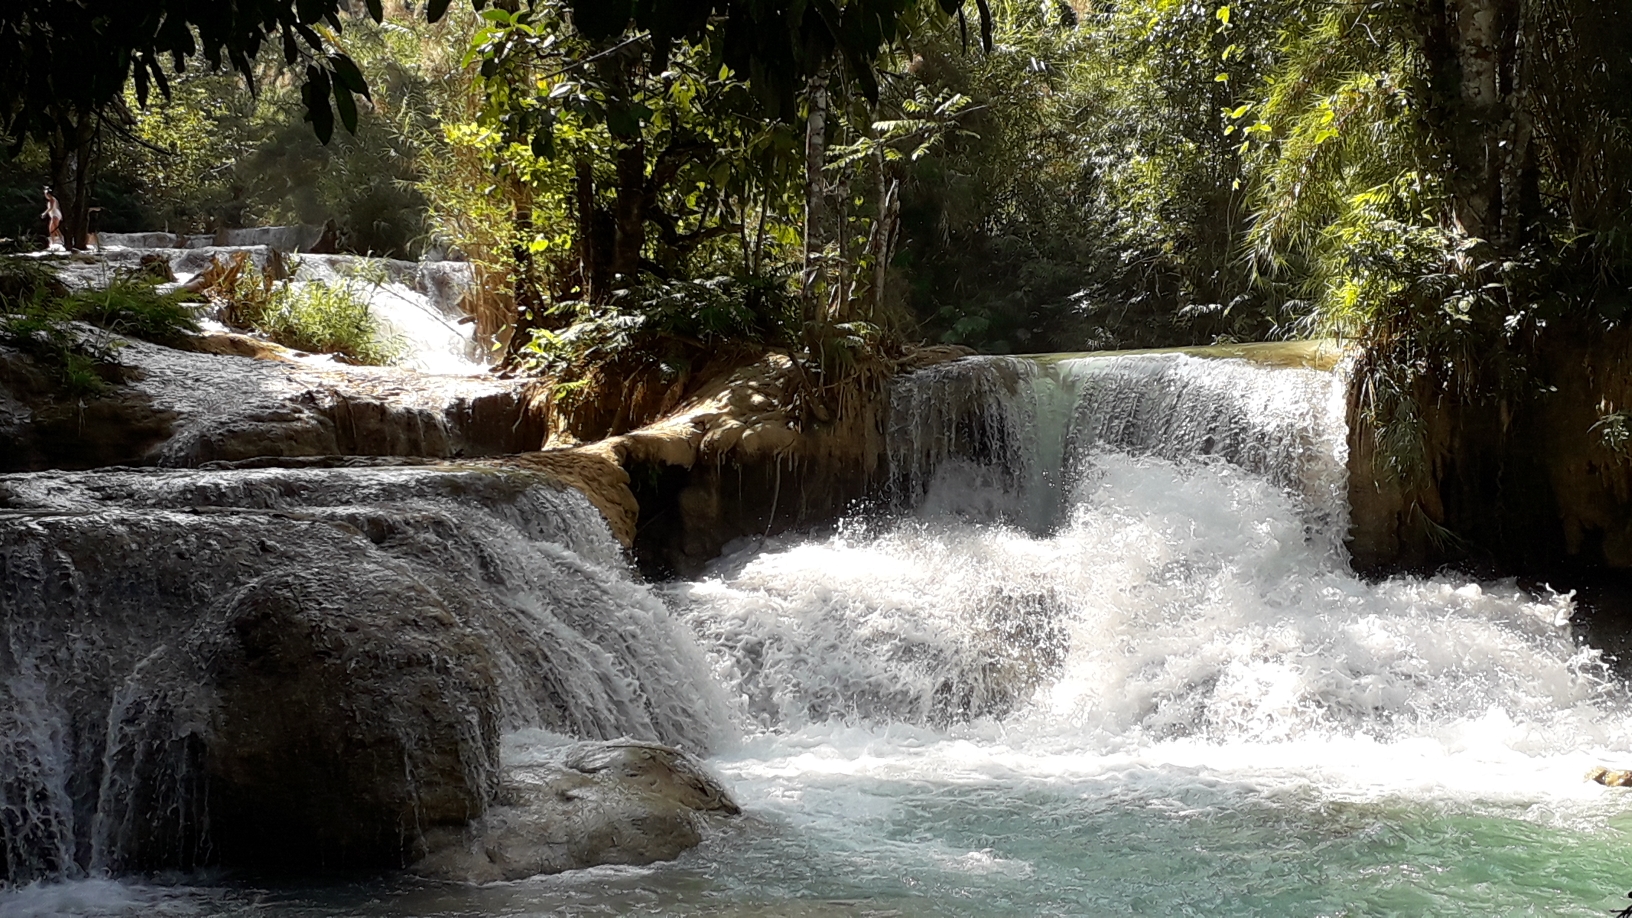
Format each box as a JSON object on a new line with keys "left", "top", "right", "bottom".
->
{"left": 582, "top": 354, "right": 889, "bottom": 578}
{"left": 1345, "top": 323, "right": 1632, "bottom": 575}
{"left": 414, "top": 741, "right": 740, "bottom": 883}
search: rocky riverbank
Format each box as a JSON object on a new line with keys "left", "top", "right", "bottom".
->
{"left": 0, "top": 335, "right": 545, "bottom": 471}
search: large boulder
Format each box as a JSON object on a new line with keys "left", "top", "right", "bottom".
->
{"left": 414, "top": 740, "right": 740, "bottom": 883}
{"left": 0, "top": 466, "right": 721, "bottom": 883}
{"left": 201, "top": 564, "right": 502, "bottom": 867}
{"left": 0, "top": 497, "right": 501, "bottom": 878}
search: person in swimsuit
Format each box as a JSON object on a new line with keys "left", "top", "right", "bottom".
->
{"left": 41, "top": 186, "right": 63, "bottom": 250}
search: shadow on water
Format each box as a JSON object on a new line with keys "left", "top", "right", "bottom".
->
{"left": 1405, "top": 562, "right": 1632, "bottom": 680}
{"left": 1561, "top": 573, "right": 1632, "bottom": 680}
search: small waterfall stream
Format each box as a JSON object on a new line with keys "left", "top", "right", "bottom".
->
{"left": 5, "top": 349, "right": 1632, "bottom": 916}
{"left": 884, "top": 353, "right": 1350, "bottom": 539}
{"left": 61, "top": 245, "right": 494, "bottom": 374}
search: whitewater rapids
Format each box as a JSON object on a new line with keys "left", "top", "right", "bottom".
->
{"left": 7, "top": 351, "right": 1632, "bottom": 916}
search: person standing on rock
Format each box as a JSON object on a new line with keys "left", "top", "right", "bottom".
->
{"left": 41, "top": 186, "right": 63, "bottom": 250}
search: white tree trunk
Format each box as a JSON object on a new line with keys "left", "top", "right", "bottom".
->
{"left": 801, "top": 69, "right": 831, "bottom": 315}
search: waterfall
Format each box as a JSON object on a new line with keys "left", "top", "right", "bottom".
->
{"left": 7, "top": 348, "right": 1631, "bottom": 915}
{"left": 0, "top": 467, "right": 724, "bottom": 884}
{"left": 674, "top": 351, "right": 1617, "bottom": 759}
{"left": 884, "top": 352, "right": 1350, "bottom": 540}
{"left": 69, "top": 246, "right": 494, "bottom": 375}
{"left": 286, "top": 255, "right": 490, "bottom": 375}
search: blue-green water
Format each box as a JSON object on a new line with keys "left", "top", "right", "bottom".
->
{"left": 12, "top": 753, "right": 1631, "bottom": 917}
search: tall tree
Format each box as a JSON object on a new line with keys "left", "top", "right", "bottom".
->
{"left": 465, "top": 0, "right": 993, "bottom": 340}
{"left": 0, "top": 0, "right": 385, "bottom": 247}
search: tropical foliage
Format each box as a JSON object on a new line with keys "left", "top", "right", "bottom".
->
{"left": 1, "top": 0, "right": 1629, "bottom": 435}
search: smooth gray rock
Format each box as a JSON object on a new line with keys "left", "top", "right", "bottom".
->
{"left": 415, "top": 740, "right": 740, "bottom": 883}
{"left": 98, "top": 231, "right": 181, "bottom": 248}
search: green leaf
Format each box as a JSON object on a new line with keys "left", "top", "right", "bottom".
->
{"left": 605, "top": 105, "right": 643, "bottom": 138}
{"left": 334, "top": 84, "right": 359, "bottom": 135}
{"left": 302, "top": 66, "right": 335, "bottom": 145}
{"left": 530, "top": 125, "right": 556, "bottom": 158}
{"left": 330, "top": 54, "right": 368, "bottom": 97}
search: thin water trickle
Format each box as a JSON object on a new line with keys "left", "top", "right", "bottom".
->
{"left": 7, "top": 351, "right": 1632, "bottom": 916}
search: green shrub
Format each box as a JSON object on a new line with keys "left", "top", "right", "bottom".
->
{"left": 263, "top": 280, "right": 402, "bottom": 366}
{"left": 0, "top": 302, "right": 119, "bottom": 396}
{"left": 519, "top": 272, "right": 796, "bottom": 379}
{"left": 0, "top": 256, "right": 66, "bottom": 306}
{"left": 213, "top": 262, "right": 401, "bottom": 365}
{"left": 65, "top": 277, "right": 202, "bottom": 347}
{"left": 0, "top": 257, "right": 203, "bottom": 396}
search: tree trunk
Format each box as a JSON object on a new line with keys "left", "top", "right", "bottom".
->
{"left": 503, "top": 195, "right": 547, "bottom": 365}
{"left": 47, "top": 112, "right": 98, "bottom": 250}
{"left": 801, "top": 68, "right": 831, "bottom": 316}
{"left": 871, "top": 178, "right": 901, "bottom": 323}
{"left": 834, "top": 170, "right": 850, "bottom": 322}
{"left": 867, "top": 116, "right": 901, "bottom": 323}
{"left": 575, "top": 160, "right": 603, "bottom": 302}
{"left": 611, "top": 138, "right": 647, "bottom": 286}
{"left": 1494, "top": 0, "right": 1535, "bottom": 248}
{"left": 1442, "top": 0, "right": 1522, "bottom": 244}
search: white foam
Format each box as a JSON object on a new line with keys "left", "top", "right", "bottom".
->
{"left": 678, "top": 353, "right": 1632, "bottom": 814}
{"left": 0, "top": 879, "right": 219, "bottom": 917}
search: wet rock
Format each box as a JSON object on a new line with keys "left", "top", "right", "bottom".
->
{"left": 414, "top": 741, "right": 739, "bottom": 883}
{"left": 209, "top": 225, "right": 325, "bottom": 251}
{"left": 98, "top": 231, "right": 181, "bottom": 249}
{"left": 0, "top": 338, "right": 545, "bottom": 471}
{"left": 205, "top": 564, "right": 503, "bottom": 867}
{"left": 0, "top": 466, "right": 721, "bottom": 883}
{"left": 0, "top": 346, "right": 179, "bottom": 469}
{"left": 0, "top": 500, "right": 500, "bottom": 878}
{"left": 1589, "top": 766, "right": 1632, "bottom": 787}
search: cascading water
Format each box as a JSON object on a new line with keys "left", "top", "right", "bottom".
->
{"left": 0, "top": 468, "right": 723, "bottom": 886}
{"left": 65, "top": 246, "right": 494, "bottom": 374}
{"left": 7, "top": 350, "right": 1632, "bottom": 917}
{"left": 883, "top": 353, "right": 1350, "bottom": 539}
{"left": 656, "top": 351, "right": 1632, "bottom": 916}
{"left": 679, "top": 354, "right": 1601, "bottom": 740}
{"left": 285, "top": 255, "right": 491, "bottom": 375}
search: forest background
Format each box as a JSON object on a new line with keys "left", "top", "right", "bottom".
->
{"left": 2, "top": 0, "right": 1629, "bottom": 456}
